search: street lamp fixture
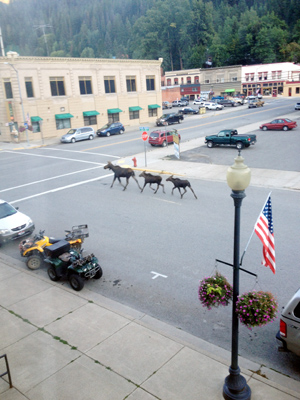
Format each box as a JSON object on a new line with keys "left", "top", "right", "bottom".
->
{"left": 4, "top": 61, "right": 30, "bottom": 145}
{"left": 223, "top": 151, "right": 251, "bottom": 400}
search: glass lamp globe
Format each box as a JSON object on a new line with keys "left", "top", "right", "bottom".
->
{"left": 226, "top": 152, "right": 251, "bottom": 191}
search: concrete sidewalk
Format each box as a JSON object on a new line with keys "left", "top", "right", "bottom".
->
{"left": 1, "top": 252, "right": 300, "bottom": 400}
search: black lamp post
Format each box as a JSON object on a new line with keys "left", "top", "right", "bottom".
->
{"left": 223, "top": 152, "right": 251, "bottom": 400}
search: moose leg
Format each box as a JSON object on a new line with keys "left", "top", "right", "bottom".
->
{"left": 123, "top": 178, "right": 130, "bottom": 191}
{"left": 161, "top": 183, "right": 165, "bottom": 194}
{"left": 141, "top": 182, "right": 147, "bottom": 193}
{"left": 154, "top": 184, "right": 159, "bottom": 194}
{"left": 132, "top": 176, "right": 142, "bottom": 190}
{"left": 177, "top": 187, "right": 182, "bottom": 197}
{"left": 149, "top": 183, "right": 155, "bottom": 191}
{"left": 180, "top": 187, "right": 187, "bottom": 199}
{"left": 110, "top": 176, "right": 117, "bottom": 188}
{"left": 189, "top": 186, "right": 198, "bottom": 199}
{"left": 118, "top": 177, "right": 126, "bottom": 189}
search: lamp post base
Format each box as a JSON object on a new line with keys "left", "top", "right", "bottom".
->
{"left": 223, "top": 367, "right": 251, "bottom": 400}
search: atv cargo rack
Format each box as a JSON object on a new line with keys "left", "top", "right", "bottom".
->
{"left": 68, "top": 225, "right": 89, "bottom": 240}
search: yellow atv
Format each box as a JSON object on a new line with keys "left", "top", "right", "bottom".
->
{"left": 19, "top": 225, "right": 89, "bottom": 270}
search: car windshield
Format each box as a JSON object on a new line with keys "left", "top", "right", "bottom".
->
{"left": 100, "top": 123, "right": 110, "bottom": 130}
{"left": 285, "top": 119, "right": 292, "bottom": 122}
{"left": 66, "top": 129, "right": 76, "bottom": 134}
{"left": 0, "top": 202, "right": 17, "bottom": 219}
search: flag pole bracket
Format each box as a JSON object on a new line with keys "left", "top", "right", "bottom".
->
{"left": 215, "top": 259, "right": 257, "bottom": 278}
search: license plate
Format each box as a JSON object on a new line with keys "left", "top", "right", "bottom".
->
{"left": 18, "top": 230, "right": 25, "bottom": 236}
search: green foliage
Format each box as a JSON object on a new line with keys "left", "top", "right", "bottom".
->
{"left": 0, "top": 0, "right": 298, "bottom": 71}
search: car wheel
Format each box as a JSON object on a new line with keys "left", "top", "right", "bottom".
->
{"left": 236, "top": 142, "right": 244, "bottom": 150}
{"left": 119, "top": 129, "right": 124, "bottom": 134}
{"left": 150, "top": 144, "right": 155, "bottom": 147}
{"left": 262, "top": 126, "right": 268, "bottom": 131}
{"left": 162, "top": 141, "right": 167, "bottom": 147}
{"left": 69, "top": 274, "right": 84, "bottom": 291}
{"left": 26, "top": 255, "right": 43, "bottom": 270}
{"left": 94, "top": 266, "right": 103, "bottom": 279}
{"left": 178, "top": 119, "right": 181, "bottom": 124}
{"left": 71, "top": 138, "right": 76, "bottom": 143}
{"left": 282, "top": 126, "right": 289, "bottom": 131}
{"left": 89, "top": 135, "right": 94, "bottom": 140}
{"left": 47, "top": 266, "right": 60, "bottom": 281}
{"left": 106, "top": 132, "right": 111, "bottom": 137}
{"left": 207, "top": 141, "right": 213, "bottom": 148}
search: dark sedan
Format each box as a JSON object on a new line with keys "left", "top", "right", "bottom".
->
{"left": 259, "top": 118, "right": 297, "bottom": 131}
{"left": 178, "top": 107, "right": 198, "bottom": 115}
{"left": 216, "top": 99, "right": 237, "bottom": 107}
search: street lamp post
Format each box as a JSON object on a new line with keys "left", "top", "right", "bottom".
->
{"left": 4, "top": 62, "right": 30, "bottom": 145}
{"left": 223, "top": 152, "right": 251, "bottom": 400}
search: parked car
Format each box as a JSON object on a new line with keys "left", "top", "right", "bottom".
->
{"left": 162, "top": 101, "right": 172, "bottom": 109}
{"left": 180, "top": 97, "right": 190, "bottom": 103}
{"left": 193, "top": 99, "right": 204, "bottom": 105}
{"left": 212, "top": 96, "right": 224, "bottom": 100}
{"left": 0, "top": 200, "right": 35, "bottom": 245}
{"left": 178, "top": 107, "right": 198, "bottom": 115}
{"left": 232, "top": 97, "right": 244, "bottom": 105}
{"left": 156, "top": 113, "right": 184, "bottom": 126}
{"left": 172, "top": 100, "right": 181, "bottom": 107}
{"left": 61, "top": 127, "right": 96, "bottom": 143}
{"left": 206, "top": 103, "right": 223, "bottom": 111}
{"left": 179, "top": 99, "right": 189, "bottom": 106}
{"left": 248, "top": 99, "right": 264, "bottom": 108}
{"left": 96, "top": 122, "right": 125, "bottom": 137}
{"left": 295, "top": 102, "right": 300, "bottom": 110}
{"left": 148, "top": 129, "right": 181, "bottom": 147}
{"left": 259, "top": 118, "right": 297, "bottom": 131}
{"left": 216, "top": 99, "right": 237, "bottom": 107}
{"left": 276, "top": 288, "right": 300, "bottom": 356}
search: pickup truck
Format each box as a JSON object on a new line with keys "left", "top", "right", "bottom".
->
{"left": 205, "top": 129, "right": 257, "bottom": 149}
{"left": 156, "top": 113, "right": 184, "bottom": 126}
{"left": 248, "top": 99, "right": 264, "bottom": 108}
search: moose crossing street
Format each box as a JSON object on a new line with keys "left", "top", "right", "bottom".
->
{"left": 1, "top": 97, "right": 300, "bottom": 382}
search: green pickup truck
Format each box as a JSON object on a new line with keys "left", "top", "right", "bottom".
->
{"left": 205, "top": 129, "right": 257, "bottom": 149}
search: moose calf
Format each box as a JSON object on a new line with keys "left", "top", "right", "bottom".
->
{"left": 139, "top": 171, "right": 165, "bottom": 194}
{"left": 166, "top": 175, "right": 197, "bottom": 199}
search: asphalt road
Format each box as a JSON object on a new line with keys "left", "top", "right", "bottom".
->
{"left": 1, "top": 96, "right": 299, "bottom": 381}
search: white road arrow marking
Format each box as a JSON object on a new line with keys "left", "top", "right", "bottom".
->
{"left": 151, "top": 271, "right": 168, "bottom": 280}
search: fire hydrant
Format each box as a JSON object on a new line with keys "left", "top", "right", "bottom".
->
{"left": 132, "top": 157, "right": 137, "bottom": 167}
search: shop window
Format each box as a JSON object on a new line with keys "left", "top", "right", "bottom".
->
{"left": 104, "top": 77, "right": 116, "bottom": 93}
{"left": 194, "top": 76, "right": 199, "bottom": 83}
{"left": 205, "top": 79, "right": 210, "bottom": 84}
{"left": 146, "top": 76, "right": 155, "bottom": 91}
{"left": 258, "top": 73, "right": 262, "bottom": 81}
{"left": 56, "top": 118, "right": 71, "bottom": 129}
{"left": 25, "top": 78, "right": 34, "bottom": 98}
{"left": 187, "top": 77, "right": 191, "bottom": 83}
{"left": 148, "top": 108, "right": 157, "bottom": 117}
{"left": 272, "top": 71, "right": 276, "bottom": 79}
{"left": 50, "top": 77, "right": 65, "bottom": 96}
{"left": 32, "top": 121, "right": 40, "bottom": 133}
{"left": 245, "top": 74, "right": 249, "bottom": 82}
{"left": 296, "top": 87, "right": 300, "bottom": 94}
{"left": 108, "top": 112, "right": 119, "bottom": 123}
{"left": 79, "top": 77, "right": 92, "bottom": 95}
{"left": 167, "top": 78, "right": 171, "bottom": 85}
{"left": 129, "top": 110, "right": 139, "bottom": 120}
{"left": 4, "top": 79, "right": 13, "bottom": 98}
{"left": 126, "top": 76, "right": 136, "bottom": 92}
{"left": 263, "top": 72, "right": 268, "bottom": 80}
{"left": 174, "top": 78, "right": 178, "bottom": 84}
{"left": 250, "top": 73, "right": 254, "bottom": 81}
{"left": 277, "top": 71, "right": 282, "bottom": 79}
{"left": 84, "top": 115, "right": 97, "bottom": 125}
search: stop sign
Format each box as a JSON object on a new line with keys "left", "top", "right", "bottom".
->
{"left": 142, "top": 131, "right": 148, "bottom": 141}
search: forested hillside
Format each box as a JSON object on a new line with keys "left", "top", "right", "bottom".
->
{"left": 0, "top": 0, "right": 299, "bottom": 71}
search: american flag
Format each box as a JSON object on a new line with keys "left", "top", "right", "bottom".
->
{"left": 254, "top": 195, "right": 276, "bottom": 274}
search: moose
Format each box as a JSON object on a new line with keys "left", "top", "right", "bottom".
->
{"left": 103, "top": 161, "right": 141, "bottom": 191}
{"left": 166, "top": 175, "right": 198, "bottom": 199}
{"left": 139, "top": 171, "right": 165, "bottom": 194}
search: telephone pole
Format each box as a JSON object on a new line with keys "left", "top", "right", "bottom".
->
{"left": 34, "top": 24, "right": 52, "bottom": 56}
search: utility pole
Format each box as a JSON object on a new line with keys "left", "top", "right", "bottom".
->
{"left": 0, "top": 26, "right": 5, "bottom": 56}
{"left": 34, "top": 24, "right": 52, "bottom": 56}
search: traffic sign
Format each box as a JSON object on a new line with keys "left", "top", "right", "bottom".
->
{"left": 142, "top": 131, "right": 148, "bottom": 141}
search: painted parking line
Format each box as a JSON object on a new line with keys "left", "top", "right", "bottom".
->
{"left": 43, "top": 147, "right": 120, "bottom": 158}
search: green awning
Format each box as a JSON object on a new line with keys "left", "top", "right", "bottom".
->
{"left": 148, "top": 104, "right": 161, "bottom": 109}
{"left": 55, "top": 113, "right": 74, "bottom": 120}
{"left": 129, "top": 106, "right": 143, "bottom": 112}
{"left": 31, "top": 116, "right": 43, "bottom": 122}
{"left": 225, "top": 89, "right": 235, "bottom": 93}
{"left": 83, "top": 111, "right": 100, "bottom": 117}
{"left": 107, "top": 108, "right": 122, "bottom": 114}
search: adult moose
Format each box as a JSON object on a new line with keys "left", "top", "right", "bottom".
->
{"left": 139, "top": 171, "right": 165, "bottom": 194}
{"left": 166, "top": 175, "right": 197, "bottom": 199}
{"left": 103, "top": 161, "right": 141, "bottom": 191}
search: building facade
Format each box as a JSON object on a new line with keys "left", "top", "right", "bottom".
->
{"left": 0, "top": 53, "right": 163, "bottom": 142}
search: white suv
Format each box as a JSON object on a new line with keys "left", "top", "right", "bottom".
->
{"left": 295, "top": 102, "right": 300, "bottom": 110}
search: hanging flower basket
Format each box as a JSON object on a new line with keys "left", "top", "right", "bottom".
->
{"left": 236, "top": 290, "right": 278, "bottom": 329}
{"left": 198, "top": 272, "right": 233, "bottom": 310}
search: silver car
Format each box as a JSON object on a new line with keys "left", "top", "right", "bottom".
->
{"left": 61, "top": 127, "right": 95, "bottom": 143}
{"left": 0, "top": 200, "right": 35, "bottom": 245}
{"left": 276, "top": 288, "right": 300, "bottom": 356}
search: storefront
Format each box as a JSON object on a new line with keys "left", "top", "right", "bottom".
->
{"left": 242, "top": 82, "right": 284, "bottom": 97}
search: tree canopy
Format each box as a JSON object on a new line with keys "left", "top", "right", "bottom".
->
{"left": 0, "top": 0, "right": 299, "bottom": 71}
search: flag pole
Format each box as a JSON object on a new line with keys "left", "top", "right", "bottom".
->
{"left": 240, "top": 191, "right": 272, "bottom": 266}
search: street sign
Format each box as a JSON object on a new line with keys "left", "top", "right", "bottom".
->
{"left": 142, "top": 131, "right": 148, "bottom": 141}
{"left": 24, "top": 122, "right": 28, "bottom": 129}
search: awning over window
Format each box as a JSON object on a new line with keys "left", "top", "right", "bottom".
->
{"left": 129, "top": 106, "right": 143, "bottom": 112}
{"left": 148, "top": 104, "right": 161, "bottom": 109}
{"left": 55, "top": 113, "right": 74, "bottom": 119}
{"left": 225, "top": 89, "right": 235, "bottom": 93}
{"left": 83, "top": 111, "right": 100, "bottom": 117}
{"left": 31, "top": 116, "right": 43, "bottom": 122}
{"left": 107, "top": 108, "right": 122, "bottom": 114}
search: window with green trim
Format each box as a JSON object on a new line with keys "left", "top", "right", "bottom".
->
{"left": 79, "top": 77, "right": 92, "bottom": 95}
{"left": 104, "top": 77, "right": 116, "bottom": 93}
{"left": 129, "top": 110, "right": 139, "bottom": 120}
{"left": 148, "top": 108, "right": 158, "bottom": 117}
{"left": 56, "top": 118, "right": 71, "bottom": 129}
{"left": 84, "top": 115, "right": 97, "bottom": 125}
{"left": 50, "top": 77, "right": 65, "bottom": 96}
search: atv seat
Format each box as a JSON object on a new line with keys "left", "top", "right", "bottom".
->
{"left": 58, "top": 252, "right": 71, "bottom": 262}
{"left": 44, "top": 240, "right": 71, "bottom": 258}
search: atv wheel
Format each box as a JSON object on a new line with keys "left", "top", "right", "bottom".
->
{"left": 26, "top": 255, "right": 43, "bottom": 270}
{"left": 69, "top": 274, "right": 84, "bottom": 291}
{"left": 94, "top": 266, "right": 103, "bottom": 279}
{"left": 47, "top": 266, "right": 60, "bottom": 281}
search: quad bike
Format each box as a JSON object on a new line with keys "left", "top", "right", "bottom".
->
{"left": 19, "top": 225, "right": 89, "bottom": 270}
{"left": 44, "top": 240, "right": 102, "bottom": 291}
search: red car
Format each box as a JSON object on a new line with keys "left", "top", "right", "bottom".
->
{"left": 148, "top": 129, "right": 181, "bottom": 147}
{"left": 259, "top": 118, "right": 297, "bottom": 131}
